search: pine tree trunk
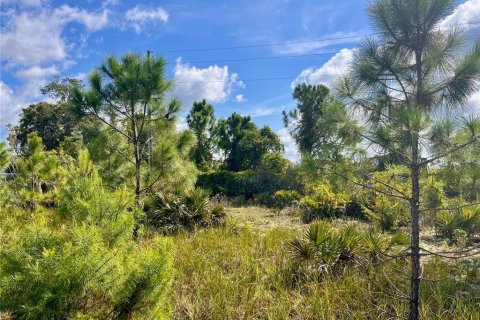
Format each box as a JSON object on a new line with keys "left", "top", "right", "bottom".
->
{"left": 132, "top": 114, "right": 141, "bottom": 239}
{"left": 409, "top": 43, "right": 423, "bottom": 320}
{"left": 409, "top": 160, "right": 421, "bottom": 320}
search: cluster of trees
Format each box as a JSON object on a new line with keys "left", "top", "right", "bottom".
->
{"left": 1, "top": 0, "right": 480, "bottom": 319}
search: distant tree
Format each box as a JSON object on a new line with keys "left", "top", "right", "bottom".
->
{"left": 238, "top": 125, "right": 284, "bottom": 169}
{"left": 9, "top": 77, "right": 83, "bottom": 153}
{"left": 41, "top": 76, "right": 83, "bottom": 104}
{"left": 283, "top": 84, "right": 359, "bottom": 160}
{"left": 187, "top": 100, "right": 217, "bottom": 170}
{"left": 338, "top": 0, "right": 480, "bottom": 318}
{"left": 217, "top": 113, "right": 256, "bottom": 171}
{"left": 72, "top": 52, "right": 177, "bottom": 207}
{"left": 9, "top": 102, "right": 76, "bottom": 152}
{"left": 218, "top": 113, "right": 284, "bottom": 171}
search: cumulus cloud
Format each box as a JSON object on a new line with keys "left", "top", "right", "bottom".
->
{"left": 292, "top": 48, "right": 355, "bottom": 88}
{"left": 173, "top": 59, "right": 245, "bottom": 108}
{"left": 125, "top": 5, "right": 169, "bottom": 33}
{"left": 15, "top": 65, "right": 59, "bottom": 80}
{"left": 1, "top": 5, "right": 108, "bottom": 67}
{"left": 0, "top": 4, "right": 109, "bottom": 128}
{"left": 439, "top": 0, "right": 480, "bottom": 31}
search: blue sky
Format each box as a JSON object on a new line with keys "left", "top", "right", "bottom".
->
{"left": 1, "top": 0, "right": 479, "bottom": 159}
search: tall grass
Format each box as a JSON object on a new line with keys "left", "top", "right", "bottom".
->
{"left": 172, "top": 223, "right": 480, "bottom": 319}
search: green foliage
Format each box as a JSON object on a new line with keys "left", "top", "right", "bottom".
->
{"left": 0, "top": 150, "right": 174, "bottom": 319}
{"left": 289, "top": 221, "right": 408, "bottom": 276}
{"left": 217, "top": 113, "right": 284, "bottom": 171}
{"left": 187, "top": 100, "right": 217, "bottom": 170}
{"left": 283, "top": 83, "right": 360, "bottom": 160}
{"left": 217, "top": 113, "right": 256, "bottom": 171}
{"left": 9, "top": 102, "right": 77, "bottom": 152}
{"left": 0, "top": 142, "right": 9, "bottom": 170}
{"left": 273, "top": 189, "right": 301, "bottom": 208}
{"left": 11, "top": 133, "right": 65, "bottom": 209}
{"left": 144, "top": 188, "right": 226, "bottom": 233}
{"left": 299, "top": 182, "right": 350, "bottom": 222}
{"left": 355, "top": 166, "right": 411, "bottom": 231}
{"left": 72, "top": 52, "right": 180, "bottom": 200}
{"left": 435, "top": 206, "right": 480, "bottom": 242}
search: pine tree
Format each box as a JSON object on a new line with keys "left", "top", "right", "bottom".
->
{"left": 338, "top": 1, "right": 480, "bottom": 318}
{"left": 187, "top": 100, "right": 217, "bottom": 170}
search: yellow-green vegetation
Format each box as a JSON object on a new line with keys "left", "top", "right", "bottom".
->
{"left": 1, "top": 0, "right": 480, "bottom": 318}
{"left": 171, "top": 208, "right": 480, "bottom": 319}
{"left": 0, "top": 148, "right": 175, "bottom": 319}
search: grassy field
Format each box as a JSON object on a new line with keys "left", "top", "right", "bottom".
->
{"left": 171, "top": 207, "right": 480, "bottom": 319}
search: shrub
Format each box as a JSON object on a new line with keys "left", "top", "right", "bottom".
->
{"left": 145, "top": 188, "right": 226, "bottom": 233}
{"left": 254, "top": 191, "right": 275, "bottom": 207}
{"left": 344, "top": 200, "right": 367, "bottom": 220}
{"left": 196, "top": 170, "right": 248, "bottom": 196}
{"left": 299, "top": 183, "right": 349, "bottom": 223}
{"left": 435, "top": 206, "right": 480, "bottom": 243}
{"left": 363, "top": 195, "right": 409, "bottom": 231}
{"left": 0, "top": 150, "right": 175, "bottom": 319}
{"left": 273, "top": 189, "right": 301, "bottom": 208}
{"left": 288, "top": 221, "right": 408, "bottom": 276}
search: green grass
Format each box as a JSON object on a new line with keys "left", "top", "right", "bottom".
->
{"left": 171, "top": 207, "right": 480, "bottom": 319}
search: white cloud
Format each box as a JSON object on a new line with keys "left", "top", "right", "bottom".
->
{"left": 125, "top": 5, "right": 169, "bottom": 33}
{"left": 1, "top": 5, "right": 109, "bottom": 67}
{"left": 15, "top": 65, "right": 59, "bottom": 79}
{"left": 1, "top": 12, "right": 67, "bottom": 66}
{"left": 0, "top": 5, "right": 109, "bottom": 130}
{"left": 55, "top": 5, "right": 109, "bottom": 32}
{"left": 173, "top": 58, "right": 244, "bottom": 108}
{"left": 292, "top": 48, "right": 355, "bottom": 89}
{"left": 278, "top": 127, "right": 298, "bottom": 162}
{"left": 439, "top": 0, "right": 480, "bottom": 30}
{"left": 0, "top": 82, "right": 27, "bottom": 126}
{"left": 235, "top": 94, "right": 245, "bottom": 103}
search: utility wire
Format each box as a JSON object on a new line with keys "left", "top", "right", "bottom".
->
{"left": 160, "top": 21, "right": 480, "bottom": 53}
{"left": 163, "top": 34, "right": 368, "bottom": 53}
{"left": 187, "top": 51, "right": 339, "bottom": 64}
{"left": 174, "top": 73, "right": 339, "bottom": 84}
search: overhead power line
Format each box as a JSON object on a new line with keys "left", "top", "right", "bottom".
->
{"left": 161, "top": 21, "right": 480, "bottom": 53}
{"left": 187, "top": 51, "right": 339, "bottom": 64}
{"left": 164, "top": 34, "right": 369, "bottom": 53}
{"left": 174, "top": 73, "right": 340, "bottom": 84}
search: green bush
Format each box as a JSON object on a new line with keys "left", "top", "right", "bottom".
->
{"left": 288, "top": 221, "right": 408, "bottom": 276}
{"left": 196, "top": 170, "right": 249, "bottom": 196}
{"left": 254, "top": 191, "right": 275, "bottom": 207}
{"left": 299, "top": 183, "right": 349, "bottom": 223}
{"left": 363, "top": 195, "right": 409, "bottom": 231}
{"left": 344, "top": 200, "right": 367, "bottom": 220}
{"left": 0, "top": 150, "right": 174, "bottom": 319}
{"left": 435, "top": 207, "right": 480, "bottom": 243}
{"left": 273, "top": 189, "right": 301, "bottom": 208}
{"left": 145, "top": 188, "right": 226, "bottom": 233}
